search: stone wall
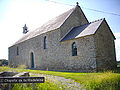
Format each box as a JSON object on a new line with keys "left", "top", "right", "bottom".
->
{"left": 9, "top": 6, "right": 91, "bottom": 72}
{"left": 94, "top": 20, "right": 117, "bottom": 71}
{"left": 9, "top": 27, "right": 97, "bottom": 72}
{"left": 9, "top": 29, "right": 61, "bottom": 69}
{"left": 9, "top": 20, "right": 117, "bottom": 72}
{"left": 60, "top": 36, "right": 97, "bottom": 72}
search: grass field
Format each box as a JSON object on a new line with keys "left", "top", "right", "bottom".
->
{"left": 0, "top": 66, "right": 120, "bottom": 90}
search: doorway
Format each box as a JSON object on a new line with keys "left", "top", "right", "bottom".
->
{"left": 30, "top": 52, "right": 35, "bottom": 68}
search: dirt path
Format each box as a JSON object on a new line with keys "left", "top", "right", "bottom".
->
{"left": 30, "top": 73, "right": 85, "bottom": 90}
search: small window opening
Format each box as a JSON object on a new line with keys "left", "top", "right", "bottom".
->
{"left": 44, "top": 36, "right": 47, "bottom": 49}
{"left": 72, "top": 42, "right": 77, "bottom": 56}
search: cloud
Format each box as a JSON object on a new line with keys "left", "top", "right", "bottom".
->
{"left": 115, "top": 33, "right": 120, "bottom": 61}
{"left": 114, "top": 33, "right": 120, "bottom": 38}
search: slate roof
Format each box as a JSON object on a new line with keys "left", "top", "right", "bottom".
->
{"left": 14, "top": 7, "right": 76, "bottom": 45}
{"left": 60, "top": 18, "right": 104, "bottom": 41}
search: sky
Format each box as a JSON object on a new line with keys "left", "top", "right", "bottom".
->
{"left": 0, "top": 0, "right": 120, "bottom": 61}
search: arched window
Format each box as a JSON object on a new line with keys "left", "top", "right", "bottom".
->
{"left": 44, "top": 36, "right": 47, "bottom": 49}
{"left": 72, "top": 42, "right": 77, "bottom": 56}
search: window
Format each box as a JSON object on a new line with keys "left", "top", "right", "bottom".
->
{"left": 17, "top": 46, "right": 19, "bottom": 55}
{"left": 44, "top": 36, "right": 47, "bottom": 49}
{"left": 72, "top": 42, "right": 77, "bottom": 56}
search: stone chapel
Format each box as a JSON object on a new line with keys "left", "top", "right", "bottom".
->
{"left": 9, "top": 3, "right": 117, "bottom": 72}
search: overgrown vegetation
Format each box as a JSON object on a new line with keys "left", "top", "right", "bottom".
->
{"left": 11, "top": 81, "right": 64, "bottom": 90}
{"left": 0, "top": 66, "right": 120, "bottom": 90}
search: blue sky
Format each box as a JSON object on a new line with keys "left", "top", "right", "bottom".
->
{"left": 0, "top": 0, "right": 120, "bottom": 61}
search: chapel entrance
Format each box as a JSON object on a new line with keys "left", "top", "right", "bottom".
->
{"left": 30, "top": 52, "right": 35, "bottom": 68}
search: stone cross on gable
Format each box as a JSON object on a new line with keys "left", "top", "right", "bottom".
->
{"left": 76, "top": 2, "right": 79, "bottom": 6}
{"left": 76, "top": 2, "right": 80, "bottom": 7}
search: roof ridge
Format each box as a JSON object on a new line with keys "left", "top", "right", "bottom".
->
{"left": 90, "top": 18, "right": 105, "bottom": 23}
{"left": 73, "top": 18, "right": 104, "bottom": 28}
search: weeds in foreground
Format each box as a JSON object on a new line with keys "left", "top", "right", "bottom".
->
{"left": 83, "top": 72, "right": 120, "bottom": 90}
{"left": 12, "top": 81, "right": 64, "bottom": 90}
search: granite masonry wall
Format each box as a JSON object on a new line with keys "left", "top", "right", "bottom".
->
{"left": 9, "top": 29, "right": 97, "bottom": 72}
{"left": 8, "top": 20, "right": 117, "bottom": 72}
{"left": 94, "top": 21, "right": 117, "bottom": 71}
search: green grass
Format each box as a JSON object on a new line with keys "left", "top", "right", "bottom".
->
{"left": 0, "top": 66, "right": 120, "bottom": 90}
{"left": 11, "top": 81, "right": 64, "bottom": 90}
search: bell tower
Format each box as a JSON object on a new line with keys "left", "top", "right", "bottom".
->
{"left": 23, "top": 24, "right": 28, "bottom": 34}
